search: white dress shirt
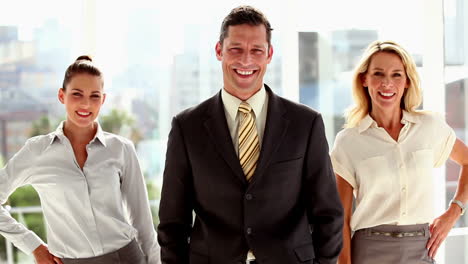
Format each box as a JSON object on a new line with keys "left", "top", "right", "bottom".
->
{"left": 221, "top": 86, "right": 268, "bottom": 154}
{"left": 0, "top": 121, "right": 160, "bottom": 263}
{"left": 221, "top": 86, "right": 268, "bottom": 260}
{"left": 331, "top": 111, "right": 456, "bottom": 231}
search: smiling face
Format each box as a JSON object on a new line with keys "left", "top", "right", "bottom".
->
{"left": 363, "top": 51, "right": 408, "bottom": 116}
{"left": 58, "top": 73, "right": 105, "bottom": 130}
{"left": 216, "top": 24, "right": 273, "bottom": 100}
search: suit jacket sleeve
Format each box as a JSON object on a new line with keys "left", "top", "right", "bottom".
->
{"left": 304, "top": 114, "right": 343, "bottom": 264}
{"left": 157, "top": 116, "right": 193, "bottom": 263}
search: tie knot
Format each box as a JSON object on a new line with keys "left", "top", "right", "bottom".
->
{"left": 238, "top": 102, "right": 252, "bottom": 114}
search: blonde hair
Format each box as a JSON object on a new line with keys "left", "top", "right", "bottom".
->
{"left": 345, "top": 40, "right": 422, "bottom": 128}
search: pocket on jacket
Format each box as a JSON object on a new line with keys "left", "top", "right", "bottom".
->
{"left": 294, "top": 243, "right": 315, "bottom": 262}
{"left": 189, "top": 251, "right": 209, "bottom": 264}
{"left": 268, "top": 156, "right": 303, "bottom": 173}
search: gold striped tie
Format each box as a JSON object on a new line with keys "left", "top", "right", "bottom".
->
{"left": 238, "top": 102, "right": 260, "bottom": 181}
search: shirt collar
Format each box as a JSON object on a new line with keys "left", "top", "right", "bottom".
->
{"left": 401, "top": 110, "right": 420, "bottom": 124}
{"left": 358, "top": 110, "right": 420, "bottom": 133}
{"left": 357, "top": 114, "right": 376, "bottom": 133}
{"left": 50, "top": 121, "right": 107, "bottom": 147}
{"left": 94, "top": 122, "right": 107, "bottom": 147}
{"left": 221, "top": 85, "right": 267, "bottom": 120}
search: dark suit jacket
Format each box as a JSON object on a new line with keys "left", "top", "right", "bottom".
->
{"left": 157, "top": 85, "right": 343, "bottom": 264}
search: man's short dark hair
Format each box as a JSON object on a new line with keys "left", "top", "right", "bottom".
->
{"left": 219, "top": 6, "right": 273, "bottom": 47}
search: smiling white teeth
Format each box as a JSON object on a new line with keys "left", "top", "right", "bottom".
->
{"left": 380, "top": 92, "right": 395, "bottom": 97}
{"left": 77, "top": 111, "right": 91, "bottom": 116}
{"left": 236, "top": 70, "right": 254, "bottom": 75}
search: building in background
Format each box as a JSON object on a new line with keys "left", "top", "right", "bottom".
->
{"left": 0, "top": 26, "right": 49, "bottom": 160}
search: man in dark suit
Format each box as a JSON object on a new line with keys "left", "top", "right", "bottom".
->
{"left": 157, "top": 6, "right": 343, "bottom": 264}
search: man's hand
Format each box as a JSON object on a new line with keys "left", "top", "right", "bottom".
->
{"left": 33, "top": 244, "right": 63, "bottom": 264}
{"left": 426, "top": 205, "right": 461, "bottom": 258}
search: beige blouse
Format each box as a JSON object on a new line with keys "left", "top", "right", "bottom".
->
{"left": 331, "top": 111, "right": 456, "bottom": 231}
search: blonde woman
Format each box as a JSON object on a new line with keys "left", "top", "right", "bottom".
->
{"left": 331, "top": 40, "right": 468, "bottom": 263}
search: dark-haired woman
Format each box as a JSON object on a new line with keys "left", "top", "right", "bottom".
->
{"left": 0, "top": 56, "right": 160, "bottom": 264}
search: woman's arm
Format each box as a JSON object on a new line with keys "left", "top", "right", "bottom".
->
{"left": 0, "top": 140, "right": 46, "bottom": 255}
{"left": 121, "top": 141, "right": 160, "bottom": 264}
{"left": 32, "top": 244, "right": 63, "bottom": 264}
{"left": 336, "top": 174, "right": 354, "bottom": 264}
{"left": 448, "top": 138, "right": 468, "bottom": 213}
{"left": 427, "top": 138, "right": 468, "bottom": 258}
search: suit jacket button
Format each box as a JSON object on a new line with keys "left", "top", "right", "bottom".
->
{"left": 245, "top": 194, "right": 253, "bottom": 200}
{"left": 246, "top": 227, "right": 252, "bottom": 235}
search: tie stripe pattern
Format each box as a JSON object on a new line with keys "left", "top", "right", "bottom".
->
{"left": 238, "top": 102, "right": 260, "bottom": 181}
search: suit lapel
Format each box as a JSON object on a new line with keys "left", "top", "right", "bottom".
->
{"left": 203, "top": 86, "right": 289, "bottom": 185}
{"left": 203, "top": 92, "right": 246, "bottom": 184}
{"left": 250, "top": 85, "right": 289, "bottom": 185}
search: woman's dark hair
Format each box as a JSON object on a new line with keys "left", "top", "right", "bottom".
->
{"left": 62, "top": 55, "right": 103, "bottom": 90}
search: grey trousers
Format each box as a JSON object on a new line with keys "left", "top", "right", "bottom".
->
{"left": 61, "top": 239, "right": 146, "bottom": 264}
{"left": 352, "top": 224, "right": 435, "bottom": 264}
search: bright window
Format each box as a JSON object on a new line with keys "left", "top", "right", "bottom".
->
{"left": 0, "top": 0, "right": 466, "bottom": 263}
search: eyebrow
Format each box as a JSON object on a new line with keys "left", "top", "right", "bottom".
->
{"left": 228, "top": 42, "right": 242, "bottom": 47}
{"left": 371, "top": 67, "right": 404, "bottom": 72}
{"left": 228, "top": 42, "right": 266, "bottom": 49}
{"left": 71, "top": 88, "right": 101, "bottom": 94}
{"left": 252, "top": 45, "right": 266, "bottom": 49}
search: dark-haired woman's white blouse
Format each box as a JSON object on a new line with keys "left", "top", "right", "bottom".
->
{"left": 0, "top": 122, "right": 160, "bottom": 263}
